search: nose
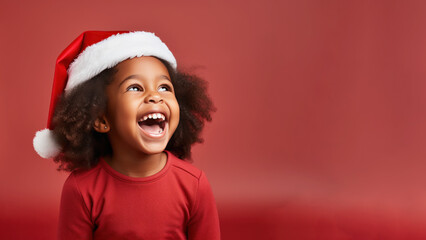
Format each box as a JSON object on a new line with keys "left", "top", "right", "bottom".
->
{"left": 144, "top": 90, "right": 163, "bottom": 104}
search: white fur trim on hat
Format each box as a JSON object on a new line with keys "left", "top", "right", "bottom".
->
{"left": 33, "top": 129, "right": 62, "bottom": 159}
{"left": 65, "top": 31, "right": 177, "bottom": 91}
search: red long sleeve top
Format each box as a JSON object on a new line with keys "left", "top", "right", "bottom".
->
{"left": 57, "top": 151, "right": 220, "bottom": 239}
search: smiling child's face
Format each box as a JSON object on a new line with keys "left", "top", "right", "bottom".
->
{"left": 103, "top": 56, "right": 180, "bottom": 157}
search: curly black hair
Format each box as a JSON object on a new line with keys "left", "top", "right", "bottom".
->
{"left": 52, "top": 58, "right": 215, "bottom": 171}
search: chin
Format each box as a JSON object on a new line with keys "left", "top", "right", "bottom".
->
{"left": 139, "top": 142, "right": 168, "bottom": 155}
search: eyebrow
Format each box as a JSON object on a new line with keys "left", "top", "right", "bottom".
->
{"left": 118, "top": 74, "right": 171, "bottom": 87}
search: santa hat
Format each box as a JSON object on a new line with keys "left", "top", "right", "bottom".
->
{"left": 33, "top": 31, "right": 177, "bottom": 159}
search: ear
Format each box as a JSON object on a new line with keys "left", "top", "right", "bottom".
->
{"left": 93, "top": 116, "right": 110, "bottom": 133}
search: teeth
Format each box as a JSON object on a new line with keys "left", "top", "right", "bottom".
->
{"left": 140, "top": 113, "right": 166, "bottom": 121}
{"left": 157, "top": 113, "right": 165, "bottom": 120}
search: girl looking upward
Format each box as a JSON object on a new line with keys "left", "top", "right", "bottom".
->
{"left": 33, "top": 31, "right": 219, "bottom": 240}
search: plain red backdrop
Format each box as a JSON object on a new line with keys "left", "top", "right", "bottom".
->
{"left": 1, "top": 0, "right": 426, "bottom": 239}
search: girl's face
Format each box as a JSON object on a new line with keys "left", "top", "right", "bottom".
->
{"left": 103, "top": 56, "right": 180, "bottom": 156}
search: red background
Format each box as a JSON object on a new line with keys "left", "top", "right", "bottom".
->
{"left": 1, "top": 0, "right": 426, "bottom": 239}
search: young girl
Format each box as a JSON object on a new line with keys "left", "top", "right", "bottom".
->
{"left": 33, "top": 31, "right": 220, "bottom": 240}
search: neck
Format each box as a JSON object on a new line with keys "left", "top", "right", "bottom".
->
{"left": 105, "top": 149, "right": 167, "bottom": 178}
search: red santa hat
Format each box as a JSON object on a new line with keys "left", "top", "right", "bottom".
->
{"left": 33, "top": 31, "right": 177, "bottom": 159}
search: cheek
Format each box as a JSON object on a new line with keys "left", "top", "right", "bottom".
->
{"left": 170, "top": 100, "right": 180, "bottom": 132}
{"left": 107, "top": 98, "right": 136, "bottom": 126}
{"left": 174, "top": 104, "right": 180, "bottom": 128}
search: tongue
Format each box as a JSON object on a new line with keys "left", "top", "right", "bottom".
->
{"left": 140, "top": 124, "right": 162, "bottom": 134}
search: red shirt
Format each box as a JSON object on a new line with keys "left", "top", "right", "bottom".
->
{"left": 57, "top": 151, "right": 220, "bottom": 239}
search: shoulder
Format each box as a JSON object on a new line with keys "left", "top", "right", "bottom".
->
{"left": 63, "top": 162, "right": 103, "bottom": 192}
{"left": 167, "top": 152, "right": 216, "bottom": 210}
{"left": 71, "top": 162, "right": 102, "bottom": 178}
{"left": 168, "top": 152, "right": 203, "bottom": 180}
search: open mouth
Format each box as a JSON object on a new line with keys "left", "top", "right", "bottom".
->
{"left": 138, "top": 113, "right": 167, "bottom": 136}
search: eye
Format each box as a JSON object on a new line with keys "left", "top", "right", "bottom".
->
{"left": 158, "top": 84, "right": 172, "bottom": 92}
{"left": 127, "top": 85, "right": 142, "bottom": 92}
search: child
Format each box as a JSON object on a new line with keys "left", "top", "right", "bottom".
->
{"left": 33, "top": 31, "right": 220, "bottom": 240}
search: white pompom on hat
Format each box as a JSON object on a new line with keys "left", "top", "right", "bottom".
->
{"left": 33, "top": 31, "right": 177, "bottom": 159}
